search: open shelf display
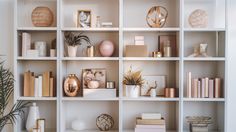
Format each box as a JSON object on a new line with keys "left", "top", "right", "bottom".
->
{"left": 183, "top": 102, "right": 225, "bottom": 132}
{"left": 17, "top": 101, "right": 57, "bottom": 132}
{"left": 61, "top": 101, "right": 119, "bottom": 131}
{"left": 123, "top": 101, "right": 179, "bottom": 132}
{"left": 13, "top": 0, "right": 227, "bottom": 131}
{"left": 61, "top": 31, "right": 119, "bottom": 57}
{"left": 17, "top": 0, "right": 57, "bottom": 28}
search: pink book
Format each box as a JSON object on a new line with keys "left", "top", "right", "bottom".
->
{"left": 197, "top": 80, "right": 201, "bottom": 98}
{"left": 135, "top": 128, "right": 166, "bottom": 132}
{"left": 209, "top": 79, "right": 214, "bottom": 98}
{"left": 204, "top": 78, "right": 209, "bottom": 98}
{"left": 201, "top": 78, "right": 205, "bottom": 98}
{"left": 192, "top": 79, "right": 198, "bottom": 98}
{"left": 136, "top": 125, "right": 165, "bottom": 129}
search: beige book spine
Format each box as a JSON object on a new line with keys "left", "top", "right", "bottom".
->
{"left": 49, "top": 77, "right": 54, "bottom": 97}
{"left": 215, "top": 78, "right": 221, "bottom": 98}
{"left": 23, "top": 71, "right": 31, "bottom": 96}
{"left": 136, "top": 118, "right": 165, "bottom": 125}
{"left": 42, "top": 71, "right": 52, "bottom": 97}
{"left": 187, "top": 72, "right": 192, "bottom": 98}
{"left": 29, "top": 73, "right": 35, "bottom": 97}
{"left": 192, "top": 79, "right": 198, "bottom": 98}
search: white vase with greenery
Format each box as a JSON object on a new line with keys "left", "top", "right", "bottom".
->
{"left": 64, "top": 32, "right": 91, "bottom": 57}
{"left": 123, "top": 67, "right": 144, "bottom": 98}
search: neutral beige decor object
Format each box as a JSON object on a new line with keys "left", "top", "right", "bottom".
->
{"left": 31, "top": 7, "right": 53, "bottom": 27}
{"left": 189, "top": 9, "right": 208, "bottom": 28}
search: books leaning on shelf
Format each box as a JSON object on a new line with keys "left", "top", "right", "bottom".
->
{"left": 135, "top": 113, "right": 166, "bottom": 132}
{"left": 186, "top": 72, "right": 222, "bottom": 98}
{"left": 23, "top": 71, "right": 56, "bottom": 97}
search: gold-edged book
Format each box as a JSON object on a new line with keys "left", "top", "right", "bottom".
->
{"left": 136, "top": 117, "right": 165, "bottom": 125}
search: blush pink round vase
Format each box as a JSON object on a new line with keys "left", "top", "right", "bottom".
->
{"left": 99, "top": 40, "right": 115, "bottom": 57}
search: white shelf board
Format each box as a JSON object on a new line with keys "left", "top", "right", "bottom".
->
{"left": 62, "top": 57, "right": 119, "bottom": 61}
{"left": 183, "top": 130, "right": 219, "bottom": 132}
{"left": 17, "top": 57, "right": 57, "bottom": 61}
{"left": 123, "top": 57, "right": 180, "bottom": 61}
{"left": 123, "top": 27, "right": 180, "bottom": 32}
{"left": 22, "top": 128, "right": 56, "bottom": 132}
{"left": 183, "top": 98, "right": 225, "bottom": 102}
{"left": 65, "top": 130, "right": 118, "bottom": 132}
{"left": 17, "top": 27, "right": 57, "bottom": 31}
{"left": 184, "top": 28, "right": 225, "bottom": 32}
{"left": 17, "top": 97, "right": 57, "bottom": 101}
{"left": 61, "top": 27, "right": 119, "bottom": 32}
{"left": 122, "top": 97, "right": 179, "bottom": 101}
{"left": 124, "top": 130, "right": 177, "bottom": 132}
{"left": 62, "top": 97, "right": 119, "bottom": 101}
{"left": 183, "top": 57, "right": 225, "bottom": 61}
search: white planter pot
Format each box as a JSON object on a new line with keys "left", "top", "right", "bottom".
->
{"left": 125, "top": 85, "right": 140, "bottom": 98}
{"left": 26, "top": 103, "right": 40, "bottom": 132}
{"left": 68, "top": 46, "right": 78, "bottom": 57}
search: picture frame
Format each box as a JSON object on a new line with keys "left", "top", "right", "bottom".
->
{"left": 82, "top": 68, "right": 106, "bottom": 89}
{"left": 141, "top": 75, "right": 166, "bottom": 96}
{"left": 77, "top": 10, "right": 92, "bottom": 28}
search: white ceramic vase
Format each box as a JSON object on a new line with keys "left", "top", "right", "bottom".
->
{"left": 35, "top": 41, "right": 47, "bottom": 57}
{"left": 68, "top": 46, "right": 78, "bottom": 57}
{"left": 71, "top": 119, "right": 86, "bottom": 131}
{"left": 125, "top": 85, "right": 140, "bottom": 98}
{"left": 150, "top": 89, "right": 157, "bottom": 97}
{"left": 26, "top": 102, "right": 40, "bottom": 132}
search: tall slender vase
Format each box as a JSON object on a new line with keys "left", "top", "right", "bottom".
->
{"left": 26, "top": 102, "right": 40, "bottom": 132}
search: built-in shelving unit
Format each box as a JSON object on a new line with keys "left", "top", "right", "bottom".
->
{"left": 13, "top": 0, "right": 227, "bottom": 131}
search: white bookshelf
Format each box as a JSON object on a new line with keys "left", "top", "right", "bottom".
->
{"left": 13, "top": 0, "right": 228, "bottom": 131}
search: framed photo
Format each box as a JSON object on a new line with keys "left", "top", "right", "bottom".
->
{"left": 141, "top": 75, "right": 166, "bottom": 96}
{"left": 82, "top": 68, "right": 106, "bottom": 88}
{"left": 77, "top": 10, "right": 92, "bottom": 28}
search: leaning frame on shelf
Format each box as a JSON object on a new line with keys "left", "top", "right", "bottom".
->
{"left": 13, "top": 0, "right": 228, "bottom": 132}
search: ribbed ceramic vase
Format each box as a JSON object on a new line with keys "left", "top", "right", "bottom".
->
{"left": 26, "top": 102, "right": 40, "bottom": 132}
{"left": 125, "top": 85, "right": 140, "bottom": 98}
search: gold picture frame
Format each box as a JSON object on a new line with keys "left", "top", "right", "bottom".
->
{"left": 77, "top": 10, "right": 92, "bottom": 28}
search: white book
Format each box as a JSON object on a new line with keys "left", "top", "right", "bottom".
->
{"left": 141, "top": 113, "right": 162, "bottom": 120}
{"left": 135, "top": 40, "right": 145, "bottom": 45}
{"left": 135, "top": 36, "right": 144, "bottom": 41}
{"left": 197, "top": 80, "right": 201, "bottom": 98}
{"left": 201, "top": 78, "right": 205, "bottom": 98}
{"left": 38, "top": 76, "right": 43, "bottom": 97}
{"left": 34, "top": 77, "right": 39, "bottom": 97}
{"left": 22, "top": 32, "right": 31, "bottom": 57}
{"left": 205, "top": 78, "right": 209, "bottom": 98}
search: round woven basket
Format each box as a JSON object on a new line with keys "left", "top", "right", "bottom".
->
{"left": 31, "top": 6, "right": 53, "bottom": 27}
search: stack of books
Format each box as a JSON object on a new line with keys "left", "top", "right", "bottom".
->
{"left": 135, "top": 113, "right": 166, "bottom": 132}
{"left": 187, "top": 72, "right": 222, "bottom": 98}
{"left": 23, "top": 71, "right": 55, "bottom": 97}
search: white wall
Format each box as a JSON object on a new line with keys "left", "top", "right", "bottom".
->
{"left": 0, "top": 0, "right": 14, "bottom": 131}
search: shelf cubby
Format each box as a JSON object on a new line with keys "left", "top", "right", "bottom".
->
{"left": 61, "top": 60, "right": 119, "bottom": 97}
{"left": 184, "top": 61, "right": 225, "bottom": 98}
{"left": 17, "top": 0, "right": 57, "bottom": 28}
{"left": 184, "top": 0, "right": 225, "bottom": 29}
{"left": 17, "top": 101, "right": 57, "bottom": 132}
{"left": 17, "top": 31, "right": 57, "bottom": 57}
{"left": 16, "top": 60, "right": 57, "bottom": 98}
{"left": 123, "top": 31, "right": 180, "bottom": 57}
{"left": 61, "top": 0, "right": 119, "bottom": 28}
{"left": 61, "top": 31, "right": 119, "bottom": 57}
{"left": 183, "top": 102, "right": 225, "bottom": 132}
{"left": 61, "top": 101, "right": 119, "bottom": 131}
{"left": 123, "top": 0, "right": 180, "bottom": 28}
{"left": 184, "top": 31, "right": 225, "bottom": 58}
{"left": 122, "top": 101, "right": 179, "bottom": 132}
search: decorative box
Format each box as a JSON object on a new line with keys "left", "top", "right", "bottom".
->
{"left": 125, "top": 45, "right": 148, "bottom": 57}
{"left": 83, "top": 89, "right": 116, "bottom": 98}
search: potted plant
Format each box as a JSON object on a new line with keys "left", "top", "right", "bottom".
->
{"left": 64, "top": 32, "right": 91, "bottom": 57}
{"left": 123, "top": 66, "right": 144, "bottom": 98}
{"left": 0, "top": 61, "right": 29, "bottom": 131}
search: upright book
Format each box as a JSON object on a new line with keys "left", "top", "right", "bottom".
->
{"left": 22, "top": 32, "right": 31, "bottom": 57}
{"left": 42, "top": 71, "right": 52, "bottom": 97}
